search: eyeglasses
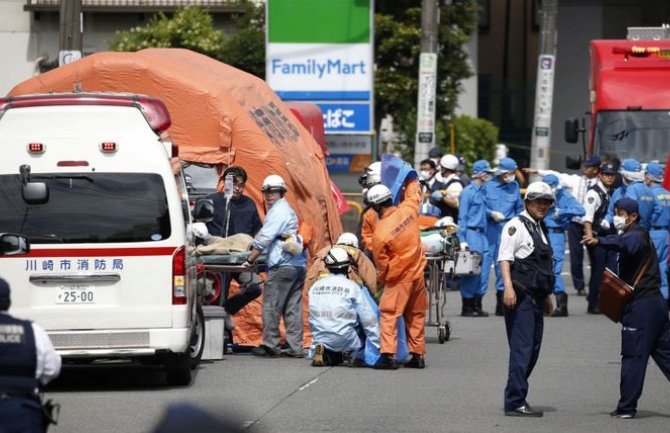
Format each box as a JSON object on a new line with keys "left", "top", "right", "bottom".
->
{"left": 232, "top": 182, "right": 245, "bottom": 189}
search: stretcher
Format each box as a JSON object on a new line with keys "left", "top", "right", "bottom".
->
{"left": 425, "top": 253, "right": 451, "bottom": 344}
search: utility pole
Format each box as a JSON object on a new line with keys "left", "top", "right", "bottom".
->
{"left": 414, "top": 0, "right": 439, "bottom": 167}
{"left": 59, "top": 0, "right": 83, "bottom": 66}
{"left": 529, "top": 0, "right": 558, "bottom": 170}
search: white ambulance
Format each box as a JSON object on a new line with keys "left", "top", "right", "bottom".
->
{"left": 0, "top": 93, "right": 205, "bottom": 386}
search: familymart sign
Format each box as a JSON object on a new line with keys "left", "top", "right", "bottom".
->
{"left": 266, "top": 0, "right": 373, "bottom": 134}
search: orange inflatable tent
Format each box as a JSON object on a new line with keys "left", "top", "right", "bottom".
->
{"left": 9, "top": 49, "right": 343, "bottom": 346}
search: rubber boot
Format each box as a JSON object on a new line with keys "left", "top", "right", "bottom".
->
{"left": 551, "top": 292, "right": 568, "bottom": 317}
{"left": 474, "top": 295, "right": 489, "bottom": 317}
{"left": 461, "top": 297, "right": 477, "bottom": 317}
{"left": 495, "top": 291, "right": 504, "bottom": 316}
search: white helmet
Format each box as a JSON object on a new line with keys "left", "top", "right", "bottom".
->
{"left": 524, "top": 181, "right": 555, "bottom": 202}
{"left": 366, "top": 161, "right": 382, "bottom": 185}
{"left": 366, "top": 184, "right": 392, "bottom": 205}
{"left": 440, "top": 154, "right": 459, "bottom": 171}
{"left": 262, "top": 174, "right": 286, "bottom": 192}
{"left": 325, "top": 246, "right": 351, "bottom": 270}
{"left": 434, "top": 216, "right": 458, "bottom": 230}
{"left": 336, "top": 232, "right": 359, "bottom": 249}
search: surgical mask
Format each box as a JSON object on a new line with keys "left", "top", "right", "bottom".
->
{"left": 420, "top": 170, "right": 433, "bottom": 180}
{"left": 503, "top": 173, "right": 515, "bottom": 183}
{"left": 613, "top": 215, "right": 628, "bottom": 232}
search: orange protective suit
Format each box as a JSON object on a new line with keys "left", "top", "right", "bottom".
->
{"left": 361, "top": 180, "right": 422, "bottom": 253}
{"left": 306, "top": 244, "right": 377, "bottom": 294}
{"left": 372, "top": 179, "right": 427, "bottom": 356}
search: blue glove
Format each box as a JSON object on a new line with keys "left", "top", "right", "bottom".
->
{"left": 430, "top": 190, "right": 444, "bottom": 205}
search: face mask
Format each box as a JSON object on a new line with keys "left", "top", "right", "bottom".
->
{"left": 503, "top": 173, "right": 515, "bottom": 183}
{"left": 613, "top": 215, "right": 628, "bottom": 232}
{"left": 420, "top": 170, "right": 433, "bottom": 180}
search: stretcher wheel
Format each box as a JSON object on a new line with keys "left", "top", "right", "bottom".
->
{"left": 438, "top": 325, "right": 447, "bottom": 344}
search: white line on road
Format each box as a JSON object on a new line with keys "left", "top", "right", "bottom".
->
{"left": 298, "top": 378, "right": 318, "bottom": 391}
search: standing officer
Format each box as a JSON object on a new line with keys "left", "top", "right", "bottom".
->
{"left": 485, "top": 157, "right": 524, "bottom": 316}
{"left": 431, "top": 154, "right": 464, "bottom": 221}
{"left": 526, "top": 155, "right": 601, "bottom": 296}
{"left": 583, "top": 198, "right": 670, "bottom": 419}
{"left": 457, "top": 160, "right": 495, "bottom": 317}
{"left": 498, "top": 182, "right": 555, "bottom": 417}
{"left": 644, "top": 162, "right": 670, "bottom": 302}
{"left": 246, "top": 175, "right": 307, "bottom": 358}
{"left": 0, "top": 278, "right": 62, "bottom": 432}
{"left": 541, "top": 174, "right": 585, "bottom": 317}
{"left": 606, "top": 159, "right": 654, "bottom": 230}
{"left": 582, "top": 162, "right": 618, "bottom": 314}
{"left": 367, "top": 183, "right": 427, "bottom": 370}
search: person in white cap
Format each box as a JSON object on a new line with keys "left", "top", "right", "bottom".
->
{"left": 498, "top": 181, "right": 555, "bottom": 418}
{"left": 247, "top": 174, "right": 307, "bottom": 358}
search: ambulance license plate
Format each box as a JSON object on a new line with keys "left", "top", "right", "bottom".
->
{"left": 56, "top": 285, "right": 95, "bottom": 304}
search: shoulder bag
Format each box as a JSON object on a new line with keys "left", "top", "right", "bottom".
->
{"left": 598, "top": 254, "right": 651, "bottom": 323}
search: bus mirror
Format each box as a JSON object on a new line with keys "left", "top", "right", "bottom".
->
{"left": 565, "top": 118, "right": 580, "bottom": 143}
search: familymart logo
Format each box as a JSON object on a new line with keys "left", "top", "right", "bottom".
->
{"left": 271, "top": 58, "right": 368, "bottom": 78}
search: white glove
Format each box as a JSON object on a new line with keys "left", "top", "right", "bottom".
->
{"left": 192, "top": 222, "right": 211, "bottom": 242}
{"left": 460, "top": 242, "right": 469, "bottom": 251}
{"left": 600, "top": 219, "right": 611, "bottom": 230}
{"left": 491, "top": 211, "right": 505, "bottom": 223}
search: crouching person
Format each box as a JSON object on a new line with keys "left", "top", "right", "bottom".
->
{"left": 308, "top": 247, "right": 380, "bottom": 367}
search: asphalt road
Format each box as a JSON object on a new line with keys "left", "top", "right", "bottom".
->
{"left": 45, "top": 263, "right": 670, "bottom": 433}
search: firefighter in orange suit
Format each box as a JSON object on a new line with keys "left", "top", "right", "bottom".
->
{"left": 367, "top": 181, "right": 427, "bottom": 369}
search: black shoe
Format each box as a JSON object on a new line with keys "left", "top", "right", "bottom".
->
{"left": 373, "top": 354, "right": 399, "bottom": 370}
{"left": 610, "top": 410, "right": 634, "bottom": 419}
{"left": 282, "top": 350, "right": 305, "bottom": 358}
{"left": 504, "top": 404, "right": 543, "bottom": 417}
{"left": 551, "top": 293, "right": 568, "bottom": 317}
{"left": 311, "top": 344, "right": 327, "bottom": 366}
{"left": 251, "top": 345, "right": 280, "bottom": 357}
{"left": 404, "top": 353, "right": 426, "bottom": 369}
{"left": 587, "top": 306, "right": 601, "bottom": 315}
{"left": 576, "top": 288, "right": 586, "bottom": 296}
{"left": 349, "top": 357, "right": 367, "bottom": 368}
{"left": 474, "top": 296, "right": 490, "bottom": 317}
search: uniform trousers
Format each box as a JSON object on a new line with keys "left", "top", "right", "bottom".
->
{"left": 504, "top": 294, "right": 544, "bottom": 411}
{"left": 0, "top": 397, "right": 44, "bottom": 433}
{"left": 548, "top": 231, "right": 566, "bottom": 294}
{"left": 567, "top": 222, "right": 585, "bottom": 291}
{"left": 485, "top": 222, "right": 504, "bottom": 292}
{"left": 261, "top": 265, "right": 306, "bottom": 355}
{"left": 617, "top": 294, "right": 670, "bottom": 415}
{"left": 379, "top": 277, "right": 427, "bottom": 355}
{"left": 650, "top": 229, "right": 669, "bottom": 300}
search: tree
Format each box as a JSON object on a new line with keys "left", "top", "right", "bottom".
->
{"left": 219, "top": 2, "right": 265, "bottom": 78}
{"left": 109, "top": 6, "right": 225, "bottom": 58}
{"left": 375, "top": 1, "right": 480, "bottom": 155}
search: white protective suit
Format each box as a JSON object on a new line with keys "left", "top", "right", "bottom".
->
{"left": 308, "top": 274, "right": 380, "bottom": 356}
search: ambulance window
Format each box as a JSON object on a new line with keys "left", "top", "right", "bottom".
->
{"left": 0, "top": 173, "right": 171, "bottom": 243}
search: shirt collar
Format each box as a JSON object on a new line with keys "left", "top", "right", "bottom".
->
{"left": 520, "top": 210, "right": 540, "bottom": 225}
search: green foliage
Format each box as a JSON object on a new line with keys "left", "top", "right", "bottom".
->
{"left": 219, "top": 1, "right": 265, "bottom": 77}
{"left": 442, "top": 115, "right": 499, "bottom": 170}
{"left": 375, "top": 0, "right": 479, "bottom": 153}
{"left": 109, "top": 6, "right": 225, "bottom": 58}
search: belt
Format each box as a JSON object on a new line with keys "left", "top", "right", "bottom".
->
{"left": 467, "top": 227, "right": 484, "bottom": 233}
{"left": 0, "top": 392, "right": 38, "bottom": 400}
{"left": 652, "top": 226, "right": 669, "bottom": 230}
{"left": 549, "top": 228, "right": 565, "bottom": 234}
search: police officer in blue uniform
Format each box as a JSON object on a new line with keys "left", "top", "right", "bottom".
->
{"left": 499, "top": 182, "right": 555, "bottom": 417}
{"left": 485, "top": 157, "right": 524, "bottom": 316}
{"left": 582, "top": 162, "right": 618, "bottom": 314}
{"left": 0, "top": 278, "right": 61, "bottom": 433}
{"left": 605, "top": 159, "right": 654, "bottom": 230}
{"left": 583, "top": 198, "right": 670, "bottom": 419}
{"left": 644, "top": 162, "right": 670, "bottom": 302}
{"left": 457, "top": 160, "right": 495, "bottom": 317}
{"left": 541, "top": 175, "right": 585, "bottom": 317}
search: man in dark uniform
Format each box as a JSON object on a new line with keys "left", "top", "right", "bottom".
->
{"left": 583, "top": 198, "right": 670, "bottom": 419}
{"left": 205, "top": 166, "right": 263, "bottom": 315}
{"left": 0, "top": 278, "right": 61, "bottom": 433}
{"left": 498, "top": 181, "right": 555, "bottom": 417}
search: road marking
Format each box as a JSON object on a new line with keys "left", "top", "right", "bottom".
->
{"left": 298, "top": 378, "right": 318, "bottom": 391}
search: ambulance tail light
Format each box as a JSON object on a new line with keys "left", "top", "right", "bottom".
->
{"left": 172, "top": 246, "right": 187, "bottom": 305}
{"left": 27, "top": 143, "right": 45, "bottom": 154}
{"left": 100, "top": 142, "right": 117, "bottom": 153}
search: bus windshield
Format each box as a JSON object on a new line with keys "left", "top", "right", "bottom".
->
{"left": 594, "top": 110, "right": 670, "bottom": 163}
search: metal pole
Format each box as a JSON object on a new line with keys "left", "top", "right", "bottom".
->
{"left": 529, "top": 0, "right": 558, "bottom": 170}
{"left": 59, "top": 0, "right": 83, "bottom": 66}
{"left": 414, "top": 0, "right": 439, "bottom": 168}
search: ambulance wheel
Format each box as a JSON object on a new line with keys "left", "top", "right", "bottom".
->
{"left": 189, "top": 305, "right": 205, "bottom": 369}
